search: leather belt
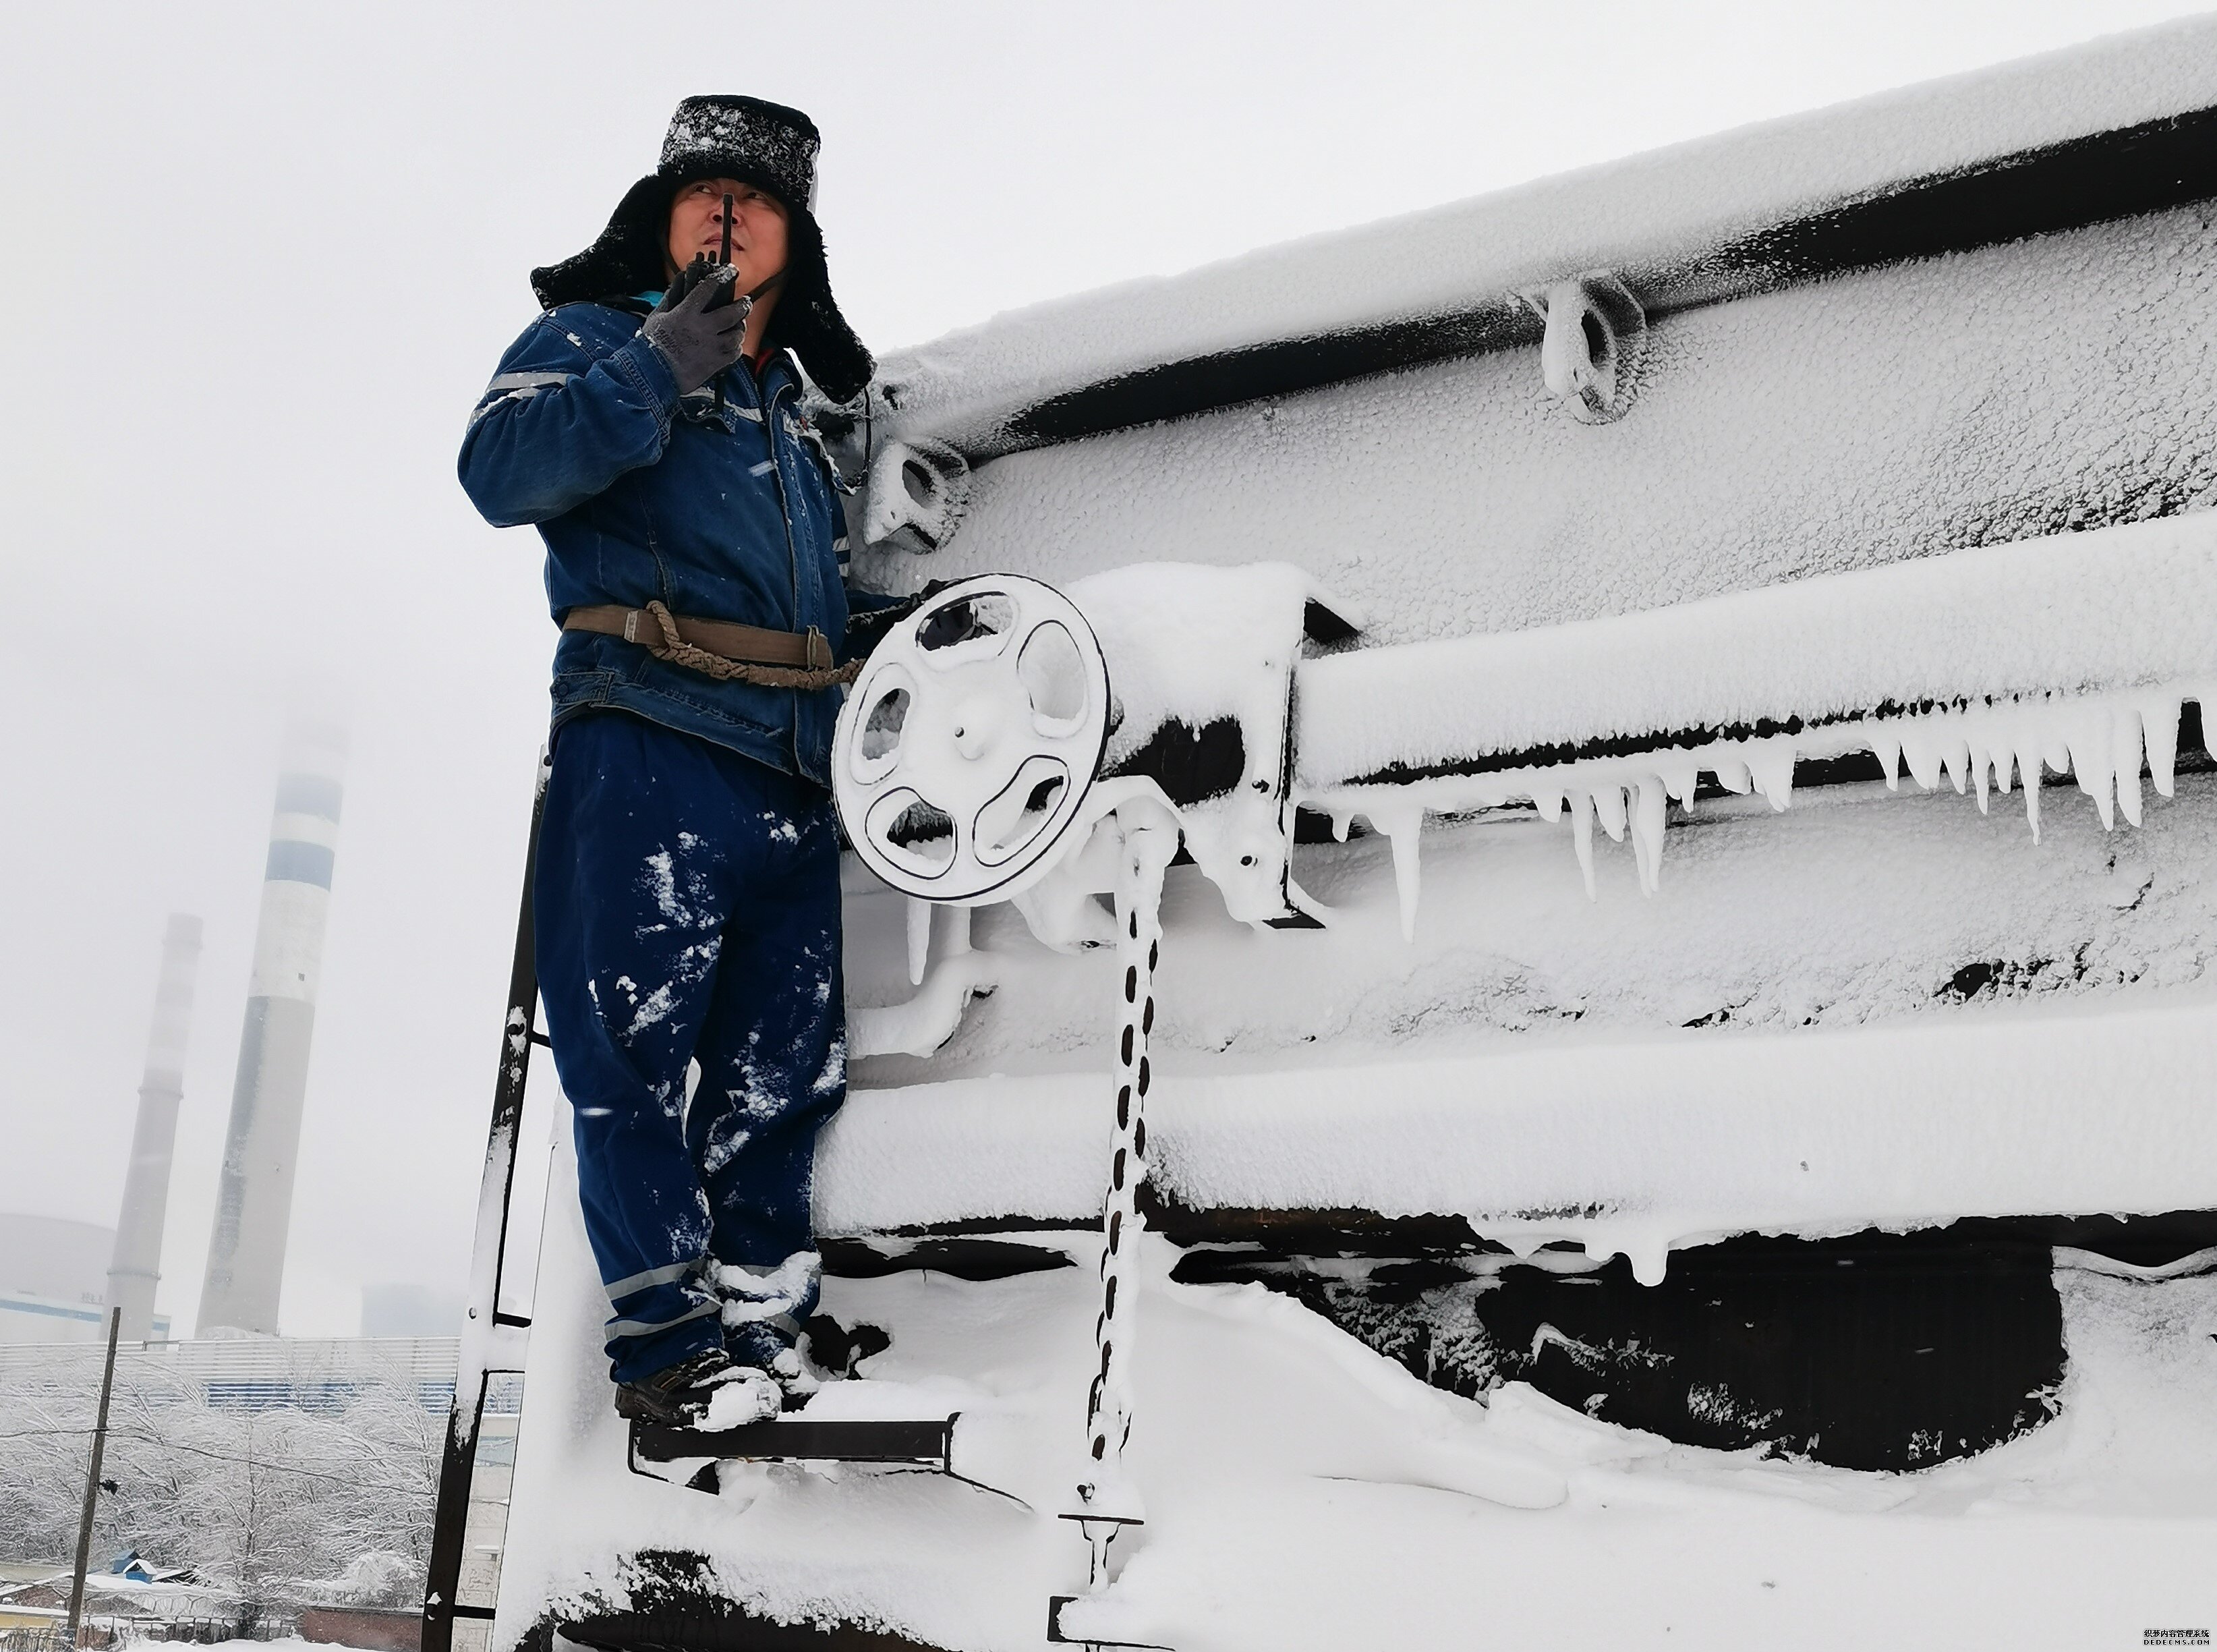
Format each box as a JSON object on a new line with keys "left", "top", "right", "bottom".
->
{"left": 563, "top": 604, "right": 835, "bottom": 671}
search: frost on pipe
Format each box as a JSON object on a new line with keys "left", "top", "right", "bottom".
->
{"left": 1296, "top": 514, "right": 2217, "bottom": 924}
{"left": 1320, "top": 686, "right": 2208, "bottom": 922}
{"left": 834, "top": 575, "right": 1111, "bottom": 904}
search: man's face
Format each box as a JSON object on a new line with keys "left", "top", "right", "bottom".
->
{"left": 666, "top": 177, "right": 789, "bottom": 295}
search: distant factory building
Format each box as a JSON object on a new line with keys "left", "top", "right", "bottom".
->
{"left": 0, "top": 1214, "right": 171, "bottom": 1344}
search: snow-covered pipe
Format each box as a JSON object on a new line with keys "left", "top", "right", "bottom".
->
{"left": 1294, "top": 515, "right": 2217, "bottom": 923}
{"left": 197, "top": 722, "right": 347, "bottom": 1336}
{"left": 105, "top": 913, "right": 203, "bottom": 1342}
{"left": 1296, "top": 513, "right": 2217, "bottom": 791}
{"left": 861, "top": 18, "right": 2217, "bottom": 459}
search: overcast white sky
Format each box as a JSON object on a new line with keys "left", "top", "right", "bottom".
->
{"left": 1, "top": 0, "right": 2208, "bottom": 1338}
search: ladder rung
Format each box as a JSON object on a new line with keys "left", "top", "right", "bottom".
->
{"left": 631, "top": 1414, "right": 954, "bottom": 1466}
{"left": 1047, "top": 1596, "right": 1171, "bottom": 1649}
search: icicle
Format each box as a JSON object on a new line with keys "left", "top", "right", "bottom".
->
{"left": 1625, "top": 1236, "right": 1671, "bottom": 1287}
{"left": 1592, "top": 782, "right": 1628, "bottom": 843}
{"left": 1747, "top": 741, "right": 1795, "bottom": 811}
{"left": 1968, "top": 733, "right": 1992, "bottom": 812}
{"left": 2066, "top": 709, "right": 2117, "bottom": 830}
{"left": 1630, "top": 778, "right": 1666, "bottom": 895}
{"left": 2023, "top": 753, "right": 2042, "bottom": 843}
{"left": 1373, "top": 805, "right": 1424, "bottom": 942}
{"left": 1569, "top": 788, "right": 1597, "bottom": 901}
{"left": 906, "top": 896, "right": 933, "bottom": 987}
{"left": 2114, "top": 708, "right": 2145, "bottom": 828}
{"left": 1656, "top": 753, "right": 1702, "bottom": 807}
{"left": 1532, "top": 789, "right": 1564, "bottom": 823}
{"left": 1330, "top": 811, "right": 1352, "bottom": 843}
{"left": 1901, "top": 724, "right": 1943, "bottom": 793}
{"left": 1868, "top": 732, "right": 1901, "bottom": 791}
{"left": 2144, "top": 695, "right": 2180, "bottom": 798}
{"left": 1938, "top": 729, "right": 1970, "bottom": 796}
{"left": 1710, "top": 754, "right": 1753, "bottom": 795}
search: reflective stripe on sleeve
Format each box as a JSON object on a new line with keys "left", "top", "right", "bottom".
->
{"left": 486, "top": 370, "right": 577, "bottom": 393}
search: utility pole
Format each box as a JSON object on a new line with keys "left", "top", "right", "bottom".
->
{"left": 67, "top": 1307, "right": 123, "bottom": 1648}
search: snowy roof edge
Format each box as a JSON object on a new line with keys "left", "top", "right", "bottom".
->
{"left": 871, "top": 16, "right": 2217, "bottom": 453}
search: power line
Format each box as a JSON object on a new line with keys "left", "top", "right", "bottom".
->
{"left": 0, "top": 1425, "right": 430, "bottom": 1492}
{"left": 99, "top": 1432, "right": 428, "bottom": 1491}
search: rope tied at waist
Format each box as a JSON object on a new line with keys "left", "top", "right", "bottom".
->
{"left": 636, "top": 601, "right": 863, "bottom": 689}
{"left": 565, "top": 600, "right": 863, "bottom": 689}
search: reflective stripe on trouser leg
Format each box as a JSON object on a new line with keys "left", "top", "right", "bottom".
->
{"left": 534, "top": 716, "right": 740, "bottom": 1384}
{"left": 714, "top": 1252, "right": 824, "bottom": 1366}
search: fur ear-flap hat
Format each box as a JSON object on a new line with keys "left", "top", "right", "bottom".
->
{"left": 531, "top": 95, "right": 874, "bottom": 403}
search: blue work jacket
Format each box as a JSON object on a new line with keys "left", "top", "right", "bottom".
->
{"left": 459, "top": 299, "right": 865, "bottom": 785}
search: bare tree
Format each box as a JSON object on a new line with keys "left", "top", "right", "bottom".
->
{"left": 0, "top": 1369, "right": 443, "bottom": 1613}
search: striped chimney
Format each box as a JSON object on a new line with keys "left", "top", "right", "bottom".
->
{"left": 106, "top": 913, "right": 204, "bottom": 1342}
{"left": 197, "top": 722, "right": 347, "bottom": 1336}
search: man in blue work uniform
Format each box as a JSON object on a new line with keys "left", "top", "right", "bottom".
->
{"left": 459, "top": 97, "right": 907, "bottom": 1426}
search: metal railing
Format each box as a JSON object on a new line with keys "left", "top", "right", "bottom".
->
{"left": 0, "top": 1338, "right": 473, "bottom": 1415}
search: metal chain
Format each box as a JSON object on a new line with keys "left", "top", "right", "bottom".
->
{"left": 1070, "top": 818, "right": 1178, "bottom": 1589}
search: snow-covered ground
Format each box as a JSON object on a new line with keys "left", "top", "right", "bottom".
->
{"left": 498, "top": 1149, "right": 2217, "bottom": 1652}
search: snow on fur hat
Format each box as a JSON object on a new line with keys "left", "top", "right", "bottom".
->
{"left": 530, "top": 95, "right": 874, "bottom": 403}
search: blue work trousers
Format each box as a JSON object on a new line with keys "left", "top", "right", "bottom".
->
{"left": 534, "top": 711, "right": 846, "bottom": 1384}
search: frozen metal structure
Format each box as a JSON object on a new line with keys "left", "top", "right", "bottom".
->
{"left": 435, "top": 23, "right": 2217, "bottom": 1652}
{"left": 105, "top": 913, "right": 204, "bottom": 1343}
{"left": 196, "top": 723, "right": 346, "bottom": 1338}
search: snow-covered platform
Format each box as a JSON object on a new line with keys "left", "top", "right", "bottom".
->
{"left": 499, "top": 1174, "right": 2217, "bottom": 1652}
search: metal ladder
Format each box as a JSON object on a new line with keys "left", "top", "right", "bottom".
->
{"left": 418, "top": 752, "right": 985, "bottom": 1652}
{"left": 423, "top": 753, "right": 550, "bottom": 1652}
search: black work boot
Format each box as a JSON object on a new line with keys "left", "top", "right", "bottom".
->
{"left": 612, "top": 1346, "right": 777, "bottom": 1427}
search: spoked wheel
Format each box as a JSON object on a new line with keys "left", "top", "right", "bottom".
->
{"left": 833, "top": 575, "right": 1112, "bottom": 903}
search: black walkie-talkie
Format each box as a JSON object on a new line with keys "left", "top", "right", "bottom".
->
{"left": 712, "top": 193, "right": 742, "bottom": 412}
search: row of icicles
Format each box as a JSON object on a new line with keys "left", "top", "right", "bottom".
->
{"left": 1309, "top": 689, "right": 2199, "bottom": 939}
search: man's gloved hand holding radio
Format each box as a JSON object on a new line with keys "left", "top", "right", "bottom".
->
{"left": 641, "top": 257, "right": 751, "bottom": 395}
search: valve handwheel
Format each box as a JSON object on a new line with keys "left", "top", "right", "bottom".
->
{"left": 833, "top": 575, "right": 1112, "bottom": 904}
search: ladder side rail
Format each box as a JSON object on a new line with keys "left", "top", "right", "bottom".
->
{"left": 424, "top": 749, "right": 552, "bottom": 1652}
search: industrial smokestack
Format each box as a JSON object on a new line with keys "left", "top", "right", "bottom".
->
{"left": 105, "top": 913, "right": 204, "bottom": 1342}
{"left": 198, "top": 722, "right": 347, "bottom": 1337}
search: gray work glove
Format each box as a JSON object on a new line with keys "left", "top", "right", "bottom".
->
{"left": 640, "top": 263, "right": 749, "bottom": 395}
